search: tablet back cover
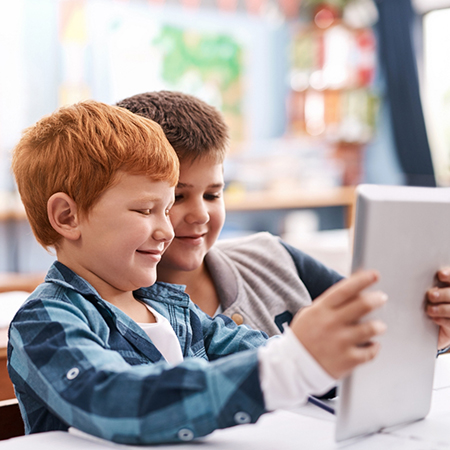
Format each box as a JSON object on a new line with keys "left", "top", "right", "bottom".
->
{"left": 335, "top": 184, "right": 447, "bottom": 442}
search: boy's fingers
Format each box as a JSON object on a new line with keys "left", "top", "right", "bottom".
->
{"left": 322, "top": 270, "right": 380, "bottom": 309}
{"left": 348, "top": 320, "right": 387, "bottom": 345}
{"left": 427, "top": 302, "right": 450, "bottom": 318}
{"left": 350, "top": 341, "right": 381, "bottom": 366}
{"left": 429, "top": 316, "right": 450, "bottom": 328}
{"left": 337, "top": 291, "right": 388, "bottom": 324}
{"left": 428, "top": 287, "right": 450, "bottom": 305}
{"left": 437, "top": 268, "right": 450, "bottom": 283}
{"left": 335, "top": 342, "right": 381, "bottom": 378}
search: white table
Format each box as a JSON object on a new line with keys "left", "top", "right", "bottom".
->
{"left": 2, "top": 355, "right": 450, "bottom": 449}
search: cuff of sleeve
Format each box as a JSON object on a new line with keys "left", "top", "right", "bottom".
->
{"left": 259, "top": 327, "right": 336, "bottom": 411}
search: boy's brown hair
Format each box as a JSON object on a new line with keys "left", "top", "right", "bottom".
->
{"left": 11, "top": 100, "right": 179, "bottom": 249}
{"left": 116, "top": 91, "right": 229, "bottom": 163}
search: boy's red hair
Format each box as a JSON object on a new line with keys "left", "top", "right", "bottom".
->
{"left": 11, "top": 100, "right": 179, "bottom": 249}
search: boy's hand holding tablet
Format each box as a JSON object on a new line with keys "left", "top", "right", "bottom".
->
{"left": 291, "top": 270, "right": 387, "bottom": 379}
{"left": 427, "top": 267, "right": 450, "bottom": 350}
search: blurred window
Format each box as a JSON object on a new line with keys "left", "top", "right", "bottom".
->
{"left": 422, "top": 7, "right": 450, "bottom": 185}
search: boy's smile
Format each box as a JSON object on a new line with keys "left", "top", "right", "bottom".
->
{"left": 175, "top": 233, "right": 206, "bottom": 245}
{"left": 157, "top": 158, "right": 225, "bottom": 276}
{"left": 59, "top": 172, "right": 175, "bottom": 302}
{"left": 136, "top": 247, "right": 164, "bottom": 261}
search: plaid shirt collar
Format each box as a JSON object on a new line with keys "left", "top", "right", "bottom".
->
{"left": 45, "top": 260, "right": 190, "bottom": 309}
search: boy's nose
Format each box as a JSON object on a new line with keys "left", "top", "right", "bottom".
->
{"left": 153, "top": 218, "right": 174, "bottom": 242}
{"left": 185, "top": 201, "right": 209, "bottom": 225}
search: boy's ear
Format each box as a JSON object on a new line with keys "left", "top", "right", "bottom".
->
{"left": 47, "top": 193, "right": 81, "bottom": 241}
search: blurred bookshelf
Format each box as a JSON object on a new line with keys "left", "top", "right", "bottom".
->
{"left": 224, "top": 185, "right": 356, "bottom": 227}
{"left": 286, "top": 3, "right": 378, "bottom": 186}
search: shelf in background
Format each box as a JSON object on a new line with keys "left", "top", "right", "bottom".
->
{"left": 224, "top": 185, "right": 355, "bottom": 211}
{"left": 224, "top": 186, "right": 356, "bottom": 227}
{"left": 0, "top": 211, "right": 26, "bottom": 222}
{"left": 0, "top": 272, "right": 46, "bottom": 294}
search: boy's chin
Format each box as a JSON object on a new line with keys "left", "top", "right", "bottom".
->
{"left": 160, "top": 256, "right": 204, "bottom": 274}
{"left": 136, "top": 273, "right": 157, "bottom": 289}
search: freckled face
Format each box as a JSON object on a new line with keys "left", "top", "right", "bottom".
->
{"left": 158, "top": 159, "right": 226, "bottom": 275}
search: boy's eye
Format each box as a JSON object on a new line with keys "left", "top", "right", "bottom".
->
{"left": 174, "top": 194, "right": 183, "bottom": 202}
{"left": 135, "top": 209, "right": 151, "bottom": 215}
{"left": 204, "top": 193, "right": 221, "bottom": 201}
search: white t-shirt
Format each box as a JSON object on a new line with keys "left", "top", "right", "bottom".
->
{"left": 137, "top": 306, "right": 183, "bottom": 365}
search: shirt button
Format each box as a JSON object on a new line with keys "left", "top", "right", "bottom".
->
{"left": 231, "top": 313, "right": 244, "bottom": 326}
{"left": 66, "top": 367, "right": 79, "bottom": 380}
{"left": 177, "top": 428, "right": 194, "bottom": 441}
{"left": 234, "top": 411, "right": 251, "bottom": 424}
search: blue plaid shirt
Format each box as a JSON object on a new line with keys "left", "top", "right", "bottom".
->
{"left": 8, "top": 261, "right": 269, "bottom": 444}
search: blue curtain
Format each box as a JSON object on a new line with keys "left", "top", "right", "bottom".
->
{"left": 375, "top": 0, "right": 436, "bottom": 187}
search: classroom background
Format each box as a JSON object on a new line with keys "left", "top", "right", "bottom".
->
{"left": 0, "top": 0, "right": 448, "bottom": 277}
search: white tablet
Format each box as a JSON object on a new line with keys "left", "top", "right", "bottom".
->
{"left": 335, "top": 184, "right": 447, "bottom": 442}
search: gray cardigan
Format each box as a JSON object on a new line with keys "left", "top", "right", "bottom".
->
{"left": 205, "top": 232, "right": 343, "bottom": 336}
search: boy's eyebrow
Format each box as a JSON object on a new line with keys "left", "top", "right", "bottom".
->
{"left": 133, "top": 194, "right": 167, "bottom": 203}
{"left": 177, "top": 182, "right": 225, "bottom": 189}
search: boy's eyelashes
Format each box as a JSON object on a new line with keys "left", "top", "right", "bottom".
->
{"left": 133, "top": 209, "right": 152, "bottom": 215}
{"left": 204, "top": 193, "right": 221, "bottom": 200}
{"left": 132, "top": 208, "right": 172, "bottom": 216}
{"left": 174, "top": 192, "right": 222, "bottom": 202}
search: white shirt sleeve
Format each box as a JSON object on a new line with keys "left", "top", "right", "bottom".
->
{"left": 258, "top": 327, "right": 337, "bottom": 411}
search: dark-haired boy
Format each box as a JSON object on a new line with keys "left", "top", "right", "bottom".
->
{"left": 117, "top": 91, "right": 450, "bottom": 350}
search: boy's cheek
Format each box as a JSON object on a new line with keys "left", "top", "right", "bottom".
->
{"left": 168, "top": 207, "right": 183, "bottom": 229}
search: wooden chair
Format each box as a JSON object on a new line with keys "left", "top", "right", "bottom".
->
{"left": 0, "top": 273, "right": 39, "bottom": 440}
{"left": 0, "top": 349, "right": 15, "bottom": 401}
{"left": 0, "top": 398, "right": 24, "bottom": 440}
{"left": 0, "top": 271, "right": 45, "bottom": 402}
